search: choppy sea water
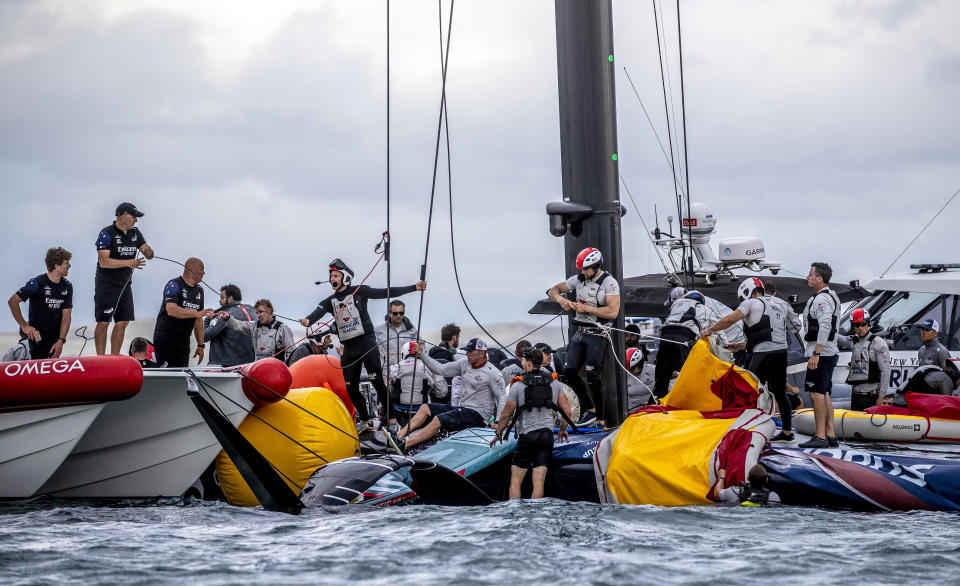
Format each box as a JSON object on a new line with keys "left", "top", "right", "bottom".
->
{"left": 2, "top": 497, "right": 959, "bottom": 585}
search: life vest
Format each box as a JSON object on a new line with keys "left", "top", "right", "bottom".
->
{"left": 737, "top": 483, "right": 771, "bottom": 507}
{"left": 505, "top": 371, "right": 578, "bottom": 435}
{"left": 331, "top": 294, "right": 364, "bottom": 341}
{"left": 803, "top": 289, "right": 839, "bottom": 343}
{"left": 846, "top": 334, "right": 881, "bottom": 384}
{"left": 663, "top": 297, "right": 703, "bottom": 338}
{"left": 573, "top": 271, "right": 614, "bottom": 327}
{"left": 743, "top": 298, "right": 773, "bottom": 352}
{"left": 902, "top": 365, "right": 946, "bottom": 395}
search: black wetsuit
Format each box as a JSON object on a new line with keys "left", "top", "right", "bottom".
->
{"left": 153, "top": 277, "right": 204, "bottom": 367}
{"left": 306, "top": 283, "right": 417, "bottom": 422}
{"left": 14, "top": 274, "right": 73, "bottom": 359}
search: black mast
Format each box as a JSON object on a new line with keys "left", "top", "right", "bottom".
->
{"left": 548, "top": 0, "right": 626, "bottom": 426}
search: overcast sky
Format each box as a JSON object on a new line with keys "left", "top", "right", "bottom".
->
{"left": 1, "top": 0, "right": 957, "bottom": 345}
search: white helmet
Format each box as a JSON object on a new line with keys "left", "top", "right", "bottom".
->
{"left": 627, "top": 347, "right": 644, "bottom": 370}
{"left": 738, "top": 277, "right": 765, "bottom": 301}
{"left": 576, "top": 247, "right": 602, "bottom": 271}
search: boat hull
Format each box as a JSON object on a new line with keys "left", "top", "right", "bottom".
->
{"left": 0, "top": 404, "right": 105, "bottom": 498}
{"left": 39, "top": 369, "right": 251, "bottom": 497}
{"left": 793, "top": 408, "right": 960, "bottom": 444}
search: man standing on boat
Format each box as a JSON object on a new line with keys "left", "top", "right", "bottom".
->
{"left": 7, "top": 247, "right": 73, "bottom": 360}
{"left": 300, "top": 258, "right": 426, "bottom": 432}
{"left": 153, "top": 257, "right": 214, "bottom": 367}
{"left": 798, "top": 262, "right": 842, "bottom": 449}
{"left": 918, "top": 319, "right": 952, "bottom": 369}
{"left": 375, "top": 299, "right": 419, "bottom": 370}
{"left": 838, "top": 308, "right": 891, "bottom": 411}
{"left": 203, "top": 284, "right": 256, "bottom": 367}
{"left": 94, "top": 202, "right": 154, "bottom": 355}
{"left": 546, "top": 247, "right": 621, "bottom": 428}
{"left": 700, "top": 277, "right": 801, "bottom": 442}
{"left": 654, "top": 288, "right": 707, "bottom": 399}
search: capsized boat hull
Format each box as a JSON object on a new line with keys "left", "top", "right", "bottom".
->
{"left": 793, "top": 408, "right": 960, "bottom": 444}
{"left": 0, "top": 404, "right": 105, "bottom": 498}
{"left": 39, "top": 369, "right": 251, "bottom": 497}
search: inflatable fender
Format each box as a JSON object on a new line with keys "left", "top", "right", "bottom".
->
{"left": 593, "top": 428, "right": 619, "bottom": 504}
{"left": 288, "top": 354, "right": 353, "bottom": 417}
{"left": 215, "top": 387, "right": 359, "bottom": 507}
{"left": 0, "top": 355, "right": 142, "bottom": 407}
{"left": 239, "top": 358, "right": 292, "bottom": 408}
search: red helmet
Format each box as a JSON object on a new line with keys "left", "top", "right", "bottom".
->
{"left": 576, "top": 247, "right": 602, "bottom": 270}
{"left": 406, "top": 341, "right": 418, "bottom": 357}
{"left": 851, "top": 308, "right": 870, "bottom": 325}
{"left": 627, "top": 347, "right": 644, "bottom": 370}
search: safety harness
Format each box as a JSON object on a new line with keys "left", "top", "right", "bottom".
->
{"left": 504, "top": 371, "right": 579, "bottom": 437}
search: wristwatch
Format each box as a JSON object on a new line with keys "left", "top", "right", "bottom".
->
{"left": 812, "top": 351, "right": 820, "bottom": 356}
{"left": 58, "top": 337, "right": 66, "bottom": 343}
{"left": 197, "top": 343, "right": 205, "bottom": 348}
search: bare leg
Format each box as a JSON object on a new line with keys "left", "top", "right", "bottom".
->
{"left": 404, "top": 418, "right": 441, "bottom": 450}
{"left": 824, "top": 393, "right": 836, "bottom": 437}
{"left": 531, "top": 466, "right": 548, "bottom": 499}
{"left": 398, "top": 404, "right": 431, "bottom": 439}
{"left": 110, "top": 321, "right": 129, "bottom": 355}
{"left": 509, "top": 466, "right": 526, "bottom": 499}
{"left": 811, "top": 393, "right": 827, "bottom": 439}
{"left": 94, "top": 322, "right": 109, "bottom": 356}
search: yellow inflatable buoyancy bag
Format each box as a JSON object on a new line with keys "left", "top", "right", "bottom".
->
{"left": 215, "top": 387, "right": 360, "bottom": 507}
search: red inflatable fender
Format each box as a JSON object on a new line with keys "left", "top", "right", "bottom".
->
{"left": 239, "top": 358, "right": 293, "bottom": 408}
{"left": 0, "top": 355, "right": 143, "bottom": 410}
{"left": 288, "top": 354, "right": 354, "bottom": 417}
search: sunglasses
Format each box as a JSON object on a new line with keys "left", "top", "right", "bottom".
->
{"left": 852, "top": 322, "right": 868, "bottom": 328}
{"left": 391, "top": 311, "right": 404, "bottom": 316}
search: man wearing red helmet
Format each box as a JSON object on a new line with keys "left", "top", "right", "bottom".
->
{"left": 546, "top": 247, "right": 621, "bottom": 427}
{"left": 838, "top": 308, "right": 891, "bottom": 411}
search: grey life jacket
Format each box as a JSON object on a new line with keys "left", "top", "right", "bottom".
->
{"left": 663, "top": 297, "right": 704, "bottom": 338}
{"left": 332, "top": 295, "right": 365, "bottom": 341}
{"left": 846, "top": 334, "right": 882, "bottom": 384}
{"left": 573, "top": 272, "right": 613, "bottom": 327}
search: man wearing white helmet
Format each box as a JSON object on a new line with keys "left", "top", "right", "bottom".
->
{"left": 626, "top": 346, "right": 652, "bottom": 410}
{"left": 701, "top": 277, "right": 801, "bottom": 442}
{"left": 300, "top": 258, "right": 427, "bottom": 432}
{"left": 654, "top": 290, "right": 708, "bottom": 399}
{"left": 838, "top": 308, "right": 891, "bottom": 411}
{"left": 546, "top": 247, "right": 621, "bottom": 427}
{"left": 388, "top": 341, "right": 448, "bottom": 407}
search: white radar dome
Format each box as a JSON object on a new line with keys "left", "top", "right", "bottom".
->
{"left": 681, "top": 202, "right": 716, "bottom": 236}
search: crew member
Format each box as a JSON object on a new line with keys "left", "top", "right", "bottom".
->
{"left": 203, "top": 283, "right": 256, "bottom": 366}
{"left": 715, "top": 464, "right": 781, "bottom": 506}
{"left": 94, "top": 203, "right": 154, "bottom": 355}
{"left": 653, "top": 290, "right": 708, "bottom": 399}
{"left": 799, "top": 262, "right": 842, "bottom": 449}
{"left": 701, "top": 277, "right": 801, "bottom": 442}
{"left": 375, "top": 299, "right": 419, "bottom": 370}
{"left": 546, "top": 247, "right": 621, "bottom": 428}
{"left": 534, "top": 342, "right": 558, "bottom": 373}
{"left": 7, "top": 247, "right": 73, "bottom": 359}
{"left": 300, "top": 258, "right": 427, "bottom": 430}
{"left": 385, "top": 338, "right": 504, "bottom": 453}
{"left": 287, "top": 333, "right": 334, "bottom": 366}
{"left": 626, "top": 347, "right": 652, "bottom": 410}
{"left": 838, "top": 308, "right": 891, "bottom": 411}
{"left": 220, "top": 298, "right": 295, "bottom": 362}
{"left": 500, "top": 340, "right": 532, "bottom": 384}
{"left": 428, "top": 323, "right": 460, "bottom": 361}
{"left": 891, "top": 361, "right": 960, "bottom": 407}
{"left": 153, "top": 257, "right": 213, "bottom": 367}
{"left": 388, "top": 341, "right": 448, "bottom": 408}
{"left": 625, "top": 324, "right": 641, "bottom": 349}
{"left": 128, "top": 337, "right": 158, "bottom": 368}
{"left": 918, "top": 319, "right": 952, "bottom": 368}
{"left": 491, "top": 347, "right": 572, "bottom": 499}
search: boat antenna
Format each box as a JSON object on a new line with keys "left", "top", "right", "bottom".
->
{"left": 676, "top": 0, "right": 695, "bottom": 289}
{"left": 383, "top": 0, "right": 392, "bottom": 423}
{"left": 880, "top": 184, "right": 960, "bottom": 277}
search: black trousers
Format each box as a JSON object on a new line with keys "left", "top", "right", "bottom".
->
{"left": 851, "top": 390, "right": 879, "bottom": 412}
{"left": 562, "top": 329, "right": 608, "bottom": 414}
{"left": 341, "top": 334, "right": 388, "bottom": 422}
{"left": 652, "top": 327, "right": 697, "bottom": 399}
{"left": 748, "top": 350, "right": 790, "bottom": 431}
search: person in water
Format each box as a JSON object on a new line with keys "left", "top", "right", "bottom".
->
{"left": 546, "top": 247, "right": 621, "bottom": 428}
{"left": 7, "top": 246, "right": 73, "bottom": 360}
{"left": 716, "top": 464, "right": 781, "bottom": 506}
{"left": 491, "top": 347, "right": 571, "bottom": 499}
{"left": 300, "top": 258, "right": 426, "bottom": 432}
{"left": 385, "top": 338, "right": 504, "bottom": 454}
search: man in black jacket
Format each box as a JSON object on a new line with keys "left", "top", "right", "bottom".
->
{"left": 203, "top": 283, "right": 256, "bottom": 366}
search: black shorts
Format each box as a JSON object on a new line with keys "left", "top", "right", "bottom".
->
{"left": 512, "top": 428, "right": 554, "bottom": 469}
{"left": 94, "top": 279, "right": 135, "bottom": 323}
{"left": 805, "top": 354, "right": 839, "bottom": 395}
{"left": 428, "top": 403, "right": 486, "bottom": 433}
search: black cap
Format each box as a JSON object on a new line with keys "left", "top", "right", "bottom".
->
{"left": 116, "top": 202, "right": 144, "bottom": 217}
{"left": 533, "top": 342, "right": 553, "bottom": 354}
{"left": 625, "top": 324, "right": 641, "bottom": 334}
{"left": 523, "top": 347, "right": 544, "bottom": 366}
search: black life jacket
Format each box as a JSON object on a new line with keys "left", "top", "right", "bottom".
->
{"left": 845, "top": 334, "right": 881, "bottom": 385}
{"left": 737, "top": 482, "right": 770, "bottom": 507}
{"left": 504, "top": 371, "right": 578, "bottom": 436}
{"left": 804, "top": 289, "right": 839, "bottom": 343}
{"left": 743, "top": 298, "right": 773, "bottom": 352}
